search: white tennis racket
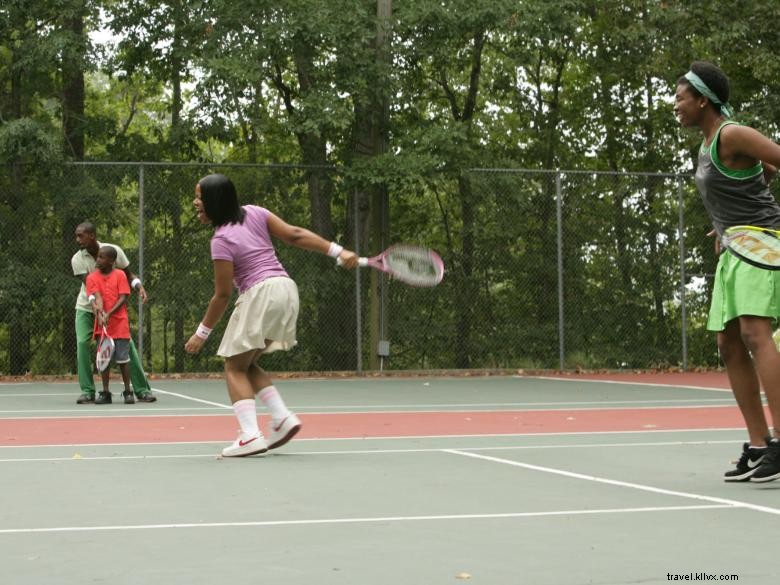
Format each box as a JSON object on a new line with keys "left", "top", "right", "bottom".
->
{"left": 96, "top": 325, "right": 115, "bottom": 372}
{"left": 722, "top": 225, "right": 780, "bottom": 269}
{"left": 339, "top": 244, "right": 445, "bottom": 287}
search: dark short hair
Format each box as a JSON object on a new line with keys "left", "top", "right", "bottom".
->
{"left": 77, "top": 221, "right": 96, "bottom": 235}
{"left": 677, "top": 61, "right": 730, "bottom": 114}
{"left": 98, "top": 245, "right": 117, "bottom": 261}
{"left": 198, "top": 174, "right": 245, "bottom": 227}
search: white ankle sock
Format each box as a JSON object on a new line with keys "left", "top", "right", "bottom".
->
{"left": 233, "top": 399, "right": 260, "bottom": 436}
{"left": 258, "top": 386, "right": 291, "bottom": 423}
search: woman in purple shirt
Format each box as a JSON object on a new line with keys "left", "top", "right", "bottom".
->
{"left": 184, "top": 174, "right": 358, "bottom": 457}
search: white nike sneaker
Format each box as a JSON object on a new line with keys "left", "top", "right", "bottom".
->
{"left": 221, "top": 432, "right": 269, "bottom": 457}
{"left": 267, "top": 414, "right": 302, "bottom": 450}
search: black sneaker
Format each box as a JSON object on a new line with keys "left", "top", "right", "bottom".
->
{"left": 123, "top": 390, "right": 135, "bottom": 404}
{"left": 95, "top": 391, "right": 112, "bottom": 405}
{"left": 750, "top": 438, "right": 780, "bottom": 483}
{"left": 135, "top": 392, "right": 157, "bottom": 403}
{"left": 76, "top": 393, "right": 95, "bottom": 404}
{"left": 724, "top": 443, "right": 767, "bottom": 482}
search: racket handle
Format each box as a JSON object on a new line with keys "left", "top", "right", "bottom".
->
{"left": 336, "top": 257, "right": 369, "bottom": 267}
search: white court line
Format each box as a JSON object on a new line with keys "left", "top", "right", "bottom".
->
{"left": 291, "top": 403, "right": 742, "bottom": 414}
{"left": 0, "top": 407, "right": 226, "bottom": 415}
{"left": 0, "top": 397, "right": 736, "bottom": 411}
{"left": 0, "top": 396, "right": 735, "bottom": 406}
{"left": 153, "top": 382, "right": 738, "bottom": 411}
{"left": 0, "top": 425, "right": 748, "bottom": 450}
{"left": 0, "top": 385, "right": 229, "bottom": 413}
{"left": 0, "top": 403, "right": 233, "bottom": 422}
{"left": 445, "top": 449, "right": 780, "bottom": 517}
{"left": 1, "top": 453, "right": 220, "bottom": 462}
{"left": 186, "top": 399, "right": 737, "bottom": 410}
{"left": 149, "top": 387, "right": 231, "bottom": 409}
{"left": 0, "top": 401, "right": 743, "bottom": 418}
{"left": 157, "top": 384, "right": 737, "bottom": 409}
{"left": 0, "top": 393, "right": 74, "bottom": 397}
{"left": 527, "top": 375, "right": 732, "bottom": 393}
{"left": 0, "top": 504, "right": 732, "bottom": 535}
{"left": 0, "top": 406, "right": 229, "bottom": 420}
{"left": 0, "top": 438, "right": 747, "bottom": 463}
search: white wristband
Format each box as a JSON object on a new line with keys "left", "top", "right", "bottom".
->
{"left": 131, "top": 278, "right": 142, "bottom": 290}
{"left": 88, "top": 294, "right": 96, "bottom": 302}
{"left": 195, "top": 323, "right": 212, "bottom": 340}
{"left": 327, "top": 242, "right": 344, "bottom": 258}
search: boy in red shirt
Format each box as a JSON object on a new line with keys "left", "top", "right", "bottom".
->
{"left": 86, "top": 246, "right": 135, "bottom": 404}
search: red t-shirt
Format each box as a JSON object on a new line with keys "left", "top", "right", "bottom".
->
{"left": 86, "top": 269, "right": 131, "bottom": 339}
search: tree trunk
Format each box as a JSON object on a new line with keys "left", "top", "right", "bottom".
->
{"left": 170, "top": 11, "right": 185, "bottom": 371}
{"left": 359, "top": 0, "right": 392, "bottom": 370}
{"left": 455, "top": 176, "right": 474, "bottom": 368}
{"left": 62, "top": 11, "right": 86, "bottom": 159}
{"left": 60, "top": 6, "right": 87, "bottom": 370}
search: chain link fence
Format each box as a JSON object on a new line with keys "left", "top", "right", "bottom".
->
{"left": 0, "top": 162, "right": 720, "bottom": 376}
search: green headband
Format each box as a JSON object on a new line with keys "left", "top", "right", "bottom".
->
{"left": 684, "top": 71, "right": 734, "bottom": 118}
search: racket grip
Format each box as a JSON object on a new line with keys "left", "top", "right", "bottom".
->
{"left": 336, "top": 257, "right": 369, "bottom": 267}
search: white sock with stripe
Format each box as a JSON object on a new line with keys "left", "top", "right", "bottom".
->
{"left": 258, "top": 386, "right": 291, "bottom": 425}
{"left": 232, "top": 399, "right": 260, "bottom": 437}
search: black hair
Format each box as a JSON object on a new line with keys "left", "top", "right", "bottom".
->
{"left": 98, "top": 245, "right": 117, "bottom": 261}
{"left": 198, "top": 173, "right": 245, "bottom": 227}
{"left": 77, "top": 221, "right": 96, "bottom": 235}
{"left": 677, "top": 60, "right": 730, "bottom": 114}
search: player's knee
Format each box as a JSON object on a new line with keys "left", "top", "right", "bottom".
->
{"left": 717, "top": 334, "right": 743, "bottom": 362}
{"left": 224, "top": 359, "right": 249, "bottom": 375}
{"left": 740, "top": 328, "right": 772, "bottom": 355}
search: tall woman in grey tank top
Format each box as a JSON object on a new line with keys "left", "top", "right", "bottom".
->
{"left": 675, "top": 61, "right": 780, "bottom": 482}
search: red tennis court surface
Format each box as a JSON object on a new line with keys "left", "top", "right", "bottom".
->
{"left": 0, "top": 404, "right": 759, "bottom": 447}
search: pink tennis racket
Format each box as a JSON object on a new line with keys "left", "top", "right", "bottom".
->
{"left": 339, "top": 244, "right": 444, "bottom": 287}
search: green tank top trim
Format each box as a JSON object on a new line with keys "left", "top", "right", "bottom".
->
{"left": 701, "top": 120, "right": 763, "bottom": 180}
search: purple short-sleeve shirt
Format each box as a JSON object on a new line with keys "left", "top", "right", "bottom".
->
{"left": 210, "top": 205, "right": 289, "bottom": 293}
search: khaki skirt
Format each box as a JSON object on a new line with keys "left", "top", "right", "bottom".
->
{"left": 707, "top": 250, "right": 780, "bottom": 331}
{"left": 217, "top": 276, "right": 299, "bottom": 358}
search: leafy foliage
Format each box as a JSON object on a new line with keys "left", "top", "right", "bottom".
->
{"left": 2, "top": 0, "right": 778, "bottom": 373}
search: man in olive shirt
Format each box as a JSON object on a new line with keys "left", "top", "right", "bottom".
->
{"left": 71, "top": 222, "right": 157, "bottom": 404}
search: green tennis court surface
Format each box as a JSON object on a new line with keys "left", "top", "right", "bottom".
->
{"left": 0, "top": 374, "right": 777, "bottom": 584}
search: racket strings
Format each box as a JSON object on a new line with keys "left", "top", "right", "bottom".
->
{"left": 96, "top": 331, "right": 115, "bottom": 371}
{"left": 725, "top": 227, "right": 780, "bottom": 268}
{"left": 385, "top": 249, "right": 443, "bottom": 286}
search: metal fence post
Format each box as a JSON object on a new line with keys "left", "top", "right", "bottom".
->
{"left": 677, "top": 176, "right": 688, "bottom": 371}
{"left": 354, "top": 189, "right": 363, "bottom": 373}
{"left": 556, "top": 170, "right": 565, "bottom": 370}
{"left": 137, "top": 164, "right": 145, "bottom": 358}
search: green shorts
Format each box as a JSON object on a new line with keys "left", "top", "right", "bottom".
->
{"left": 707, "top": 250, "right": 780, "bottom": 331}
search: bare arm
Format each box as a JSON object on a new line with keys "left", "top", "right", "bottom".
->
{"left": 122, "top": 267, "right": 148, "bottom": 303}
{"left": 200, "top": 260, "right": 234, "bottom": 328}
{"left": 720, "top": 125, "right": 780, "bottom": 170}
{"left": 266, "top": 212, "right": 358, "bottom": 267}
{"left": 184, "top": 260, "right": 234, "bottom": 354}
{"left": 89, "top": 291, "right": 106, "bottom": 326}
{"left": 104, "top": 293, "right": 128, "bottom": 320}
